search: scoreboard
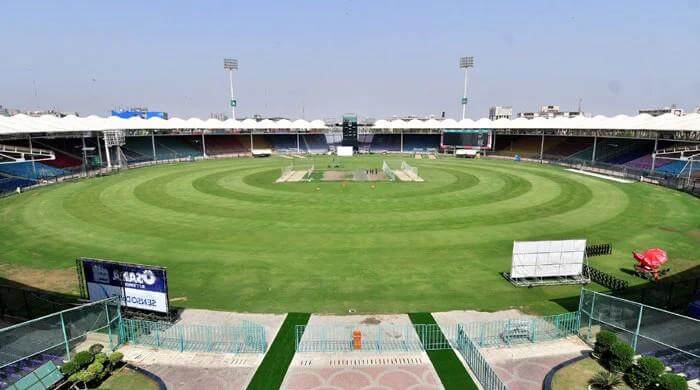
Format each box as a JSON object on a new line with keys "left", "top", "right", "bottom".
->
{"left": 342, "top": 114, "right": 358, "bottom": 150}
{"left": 441, "top": 129, "right": 492, "bottom": 150}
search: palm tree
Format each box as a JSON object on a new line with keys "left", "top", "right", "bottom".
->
{"left": 589, "top": 371, "right": 623, "bottom": 390}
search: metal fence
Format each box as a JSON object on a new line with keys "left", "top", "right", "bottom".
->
{"left": 557, "top": 157, "right": 698, "bottom": 195}
{"left": 121, "top": 318, "right": 267, "bottom": 354}
{"left": 455, "top": 325, "right": 508, "bottom": 390}
{"left": 487, "top": 153, "right": 699, "bottom": 196}
{"left": 460, "top": 312, "right": 580, "bottom": 348}
{"left": 295, "top": 324, "right": 425, "bottom": 352}
{"left": 0, "top": 297, "right": 121, "bottom": 369}
{"left": 579, "top": 288, "right": 700, "bottom": 377}
{"left": 296, "top": 313, "right": 579, "bottom": 353}
{"left": 414, "top": 324, "right": 453, "bottom": 350}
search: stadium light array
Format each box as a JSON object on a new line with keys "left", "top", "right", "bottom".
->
{"left": 223, "top": 58, "right": 238, "bottom": 119}
{"left": 223, "top": 58, "right": 238, "bottom": 70}
{"left": 459, "top": 56, "right": 474, "bottom": 69}
{"left": 459, "top": 56, "right": 474, "bottom": 120}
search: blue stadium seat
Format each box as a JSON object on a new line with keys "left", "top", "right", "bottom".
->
{"left": 0, "top": 162, "right": 65, "bottom": 181}
{"left": 0, "top": 176, "right": 36, "bottom": 193}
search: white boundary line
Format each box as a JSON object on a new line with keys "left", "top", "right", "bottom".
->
{"left": 565, "top": 169, "right": 634, "bottom": 183}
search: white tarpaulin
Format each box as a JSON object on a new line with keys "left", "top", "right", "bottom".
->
{"left": 510, "top": 239, "right": 587, "bottom": 279}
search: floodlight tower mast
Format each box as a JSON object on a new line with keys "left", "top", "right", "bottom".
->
{"left": 223, "top": 58, "right": 238, "bottom": 120}
{"left": 459, "top": 56, "right": 474, "bottom": 120}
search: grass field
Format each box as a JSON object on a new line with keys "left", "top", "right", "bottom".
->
{"left": 0, "top": 155, "right": 697, "bottom": 314}
{"left": 98, "top": 366, "right": 159, "bottom": 390}
{"left": 408, "top": 312, "right": 477, "bottom": 390}
{"left": 551, "top": 357, "right": 632, "bottom": 390}
{"left": 248, "top": 313, "right": 310, "bottom": 390}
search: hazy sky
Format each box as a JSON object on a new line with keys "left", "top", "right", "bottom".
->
{"left": 1, "top": 0, "right": 699, "bottom": 120}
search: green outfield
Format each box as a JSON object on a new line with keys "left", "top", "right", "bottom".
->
{"left": 0, "top": 155, "right": 698, "bottom": 314}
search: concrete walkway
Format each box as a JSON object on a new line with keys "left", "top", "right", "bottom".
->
{"left": 283, "top": 314, "right": 443, "bottom": 389}
{"left": 119, "top": 309, "right": 286, "bottom": 390}
{"left": 121, "top": 345, "right": 260, "bottom": 390}
{"left": 283, "top": 351, "right": 441, "bottom": 389}
{"left": 480, "top": 337, "right": 590, "bottom": 390}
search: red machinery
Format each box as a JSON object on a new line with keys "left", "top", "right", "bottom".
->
{"left": 633, "top": 248, "right": 670, "bottom": 281}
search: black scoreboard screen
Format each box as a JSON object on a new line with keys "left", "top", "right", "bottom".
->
{"left": 441, "top": 129, "right": 491, "bottom": 149}
{"left": 342, "top": 115, "right": 358, "bottom": 149}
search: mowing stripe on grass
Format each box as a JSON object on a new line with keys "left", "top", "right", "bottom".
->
{"left": 408, "top": 312, "right": 478, "bottom": 390}
{"left": 247, "top": 312, "right": 310, "bottom": 390}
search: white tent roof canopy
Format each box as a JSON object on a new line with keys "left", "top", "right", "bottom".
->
{"left": 0, "top": 113, "right": 699, "bottom": 135}
{"left": 0, "top": 115, "right": 329, "bottom": 134}
{"left": 370, "top": 113, "right": 700, "bottom": 131}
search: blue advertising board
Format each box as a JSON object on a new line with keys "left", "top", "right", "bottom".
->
{"left": 81, "top": 258, "right": 169, "bottom": 313}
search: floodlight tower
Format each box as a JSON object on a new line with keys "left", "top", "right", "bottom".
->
{"left": 459, "top": 56, "right": 474, "bottom": 120}
{"left": 223, "top": 58, "right": 238, "bottom": 119}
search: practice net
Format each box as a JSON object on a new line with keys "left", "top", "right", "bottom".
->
{"left": 382, "top": 160, "right": 396, "bottom": 181}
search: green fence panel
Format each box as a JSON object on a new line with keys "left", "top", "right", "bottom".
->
{"left": 295, "top": 324, "right": 426, "bottom": 352}
{"left": 0, "top": 298, "right": 121, "bottom": 371}
{"left": 460, "top": 312, "right": 579, "bottom": 348}
{"left": 455, "top": 325, "right": 508, "bottom": 390}
{"left": 294, "top": 313, "right": 579, "bottom": 353}
{"left": 121, "top": 318, "right": 266, "bottom": 354}
{"left": 578, "top": 288, "right": 700, "bottom": 366}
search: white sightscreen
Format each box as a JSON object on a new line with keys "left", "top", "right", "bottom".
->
{"left": 337, "top": 146, "right": 354, "bottom": 157}
{"left": 510, "top": 239, "right": 586, "bottom": 279}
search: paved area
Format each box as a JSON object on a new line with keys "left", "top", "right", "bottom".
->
{"left": 481, "top": 337, "right": 590, "bottom": 390}
{"left": 120, "top": 310, "right": 285, "bottom": 389}
{"left": 431, "top": 309, "right": 531, "bottom": 387}
{"left": 286, "top": 314, "right": 443, "bottom": 389}
{"left": 432, "top": 311, "right": 593, "bottom": 390}
{"left": 121, "top": 345, "right": 260, "bottom": 390}
{"left": 490, "top": 353, "right": 583, "bottom": 390}
{"left": 283, "top": 352, "right": 442, "bottom": 390}
{"left": 299, "top": 314, "right": 421, "bottom": 352}
{"left": 145, "top": 364, "right": 255, "bottom": 390}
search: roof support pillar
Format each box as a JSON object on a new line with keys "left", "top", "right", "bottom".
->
{"left": 81, "top": 136, "right": 87, "bottom": 175}
{"left": 151, "top": 131, "right": 157, "bottom": 161}
{"left": 591, "top": 135, "right": 598, "bottom": 162}
{"left": 104, "top": 135, "right": 112, "bottom": 169}
{"left": 651, "top": 137, "right": 658, "bottom": 173}
{"left": 96, "top": 134, "right": 103, "bottom": 167}
{"left": 28, "top": 134, "right": 36, "bottom": 175}
{"left": 539, "top": 131, "right": 545, "bottom": 162}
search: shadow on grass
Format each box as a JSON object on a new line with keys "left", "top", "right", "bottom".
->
{"left": 549, "top": 265, "right": 700, "bottom": 314}
{"left": 0, "top": 277, "right": 81, "bottom": 321}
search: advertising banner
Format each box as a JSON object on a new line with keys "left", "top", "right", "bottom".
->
{"left": 80, "top": 258, "right": 169, "bottom": 313}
